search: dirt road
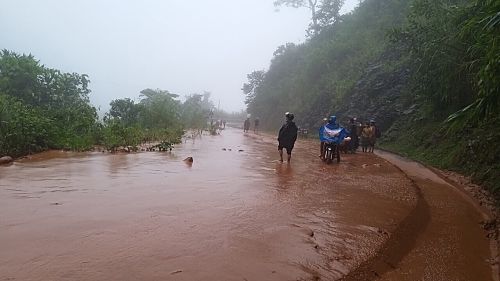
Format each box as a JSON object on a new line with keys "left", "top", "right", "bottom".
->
{"left": 0, "top": 128, "right": 494, "bottom": 280}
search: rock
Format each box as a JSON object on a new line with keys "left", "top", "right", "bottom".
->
{"left": 222, "top": 148, "right": 226, "bottom": 151}
{"left": 0, "top": 156, "right": 13, "bottom": 165}
{"left": 170, "top": 270, "right": 183, "bottom": 275}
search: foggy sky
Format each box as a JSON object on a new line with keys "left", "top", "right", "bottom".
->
{"left": 0, "top": 0, "right": 358, "bottom": 113}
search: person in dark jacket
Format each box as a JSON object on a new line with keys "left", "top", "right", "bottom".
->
{"left": 254, "top": 118, "right": 260, "bottom": 134}
{"left": 243, "top": 118, "right": 250, "bottom": 133}
{"left": 349, "top": 117, "right": 360, "bottom": 153}
{"left": 278, "top": 112, "right": 298, "bottom": 163}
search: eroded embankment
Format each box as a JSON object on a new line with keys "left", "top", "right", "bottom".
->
{"left": 341, "top": 149, "right": 496, "bottom": 281}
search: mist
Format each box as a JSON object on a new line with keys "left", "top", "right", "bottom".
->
{"left": 0, "top": 0, "right": 358, "bottom": 113}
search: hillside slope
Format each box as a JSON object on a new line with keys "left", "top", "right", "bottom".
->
{"left": 244, "top": 0, "right": 500, "bottom": 195}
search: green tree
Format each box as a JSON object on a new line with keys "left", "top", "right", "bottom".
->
{"left": 274, "top": 0, "right": 344, "bottom": 35}
{"left": 181, "top": 93, "right": 214, "bottom": 130}
{"left": 0, "top": 50, "right": 98, "bottom": 153}
{"left": 138, "top": 88, "right": 181, "bottom": 130}
{"left": 0, "top": 94, "right": 52, "bottom": 157}
{"left": 108, "top": 98, "right": 141, "bottom": 127}
{"left": 242, "top": 70, "right": 265, "bottom": 105}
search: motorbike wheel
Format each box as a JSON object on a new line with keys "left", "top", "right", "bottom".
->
{"left": 326, "top": 149, "right": 332, "bottom": 164}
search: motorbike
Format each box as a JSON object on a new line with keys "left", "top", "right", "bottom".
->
{"left": 324, "top": 142, "right": 340, "bottom": 164}
{"left": 320, "top": 127, "right": 348, "bottom": 164}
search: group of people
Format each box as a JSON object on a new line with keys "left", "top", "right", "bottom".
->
{"left": 348, "top": 118, "right": 380, "bottom": 153}
{"left": 209, "top": 119, "right": 227, "bottom": 135}
{"left": 274, "top": 112, "right": 381, "bottom": 163}
{"left": 243, "top": 117, "right": 260, "bottom": 133}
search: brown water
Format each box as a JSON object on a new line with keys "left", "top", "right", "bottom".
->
{"left": 0, "top": 128, "right": 492, "bottom": 280}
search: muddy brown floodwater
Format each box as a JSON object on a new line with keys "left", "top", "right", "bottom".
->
{"left": 0, "top": 128, "right": 494, "bottom": 280}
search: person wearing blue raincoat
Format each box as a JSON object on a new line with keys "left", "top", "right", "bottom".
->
{"left": 319, "top": 116, "right": 348, "bottom": 159}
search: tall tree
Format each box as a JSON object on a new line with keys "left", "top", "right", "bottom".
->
{"left": 242, "top": 70, "right": 265, "bottom": 105}
{"left": 108, "top": 98, "right": 140, "bottom": 127}
{"left": 274, "top": 0, "right": 344, "bottom": 35}
{"left": 138, "top": 88, "right": 181, "bottom": 129}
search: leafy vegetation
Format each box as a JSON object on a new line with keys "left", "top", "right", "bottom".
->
{"left": 244, "top": 0, "right": 500, "bottom": 195}
{"left": 0, "top": 50, "right": 99, "bottom": 156}
{"left": 245, "top": 0, "right": 411, "bottom": 129}
{"left": 274, "top": 0, "right": 345, "bottom": 36}
{"left": 0, "top": 50, "right": 217, "bottom": 156}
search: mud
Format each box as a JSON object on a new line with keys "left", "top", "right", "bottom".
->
{"left": 0, "top": 128, "right": 493, "bottom": 280}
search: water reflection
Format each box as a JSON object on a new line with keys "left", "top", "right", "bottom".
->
{"left": 275, "top": 163, "right": 295, "bottom": 189}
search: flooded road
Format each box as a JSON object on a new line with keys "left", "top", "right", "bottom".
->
{"left": 0, "top": 128, "right": 493, "bottom": 280}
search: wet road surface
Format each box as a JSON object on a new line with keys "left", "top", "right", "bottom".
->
{"left": 0, "top": 128, "right": 493, "bottom": 280}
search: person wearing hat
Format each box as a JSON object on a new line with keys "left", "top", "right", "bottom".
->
{"left": 277, "top": 112, "right": 298, "bottom": 163}
{"left": 319, "top": 115, "right": 342, "bottom": 159}
{"left": 318, "top": 117, "right": 329, "bottom": 158}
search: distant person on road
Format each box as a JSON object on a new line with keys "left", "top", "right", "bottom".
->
{"left": 278, "top": 112, "right": 298, "bottom": 163}
{"left": 349, "top": 117, "right": 360, "bottom": 153}
{"left": 369, "top": 120, "right": 380, "bottom": 153}
{"left": 243, "top": 118, "right": 250, "bottom": 133}
{"left": 360, "top": 121, "right": 373, "bottom": 153}
{"left": 223, "top": 120, "right": 226, "bottom": 129}
{"left": 254, "top": 118, "right": 260, "bottom": 134}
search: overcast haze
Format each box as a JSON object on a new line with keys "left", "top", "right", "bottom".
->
{"left": 0, "top": 0, "right": 358, "bottom": 112}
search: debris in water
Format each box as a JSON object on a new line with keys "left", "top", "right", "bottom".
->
{"left": 362, "top": 164, "right": 368, "bottom": 168}
{"left": 170, "top": 270, "right": 183, "bottom": 275}
{"left": 183, "top": 157, "right": 193, "bottom": 163}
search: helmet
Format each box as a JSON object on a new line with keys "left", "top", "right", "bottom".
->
{"left": 328, "top": 115, "right": 337, "bottom": 124}
{"left": 285, "top": 112, "right": 294, "bottom": 120}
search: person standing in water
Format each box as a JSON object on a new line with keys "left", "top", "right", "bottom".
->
{"left": 360, "top": 121, "right": 373, "bottom": 153}
{"left": 349, "top": 117, "right": 360, "bottom": 153}
{"left": 368, "top": 120, "right": 380, "bottom": 153}
{"left": 243, "top": 118, "right": 250, "bottom": 133}
{"left": 254, "top": 118, "right": 260, "bottom": 134}
{"left": 277, "top": 112, "right": 298, "bottom": 163}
